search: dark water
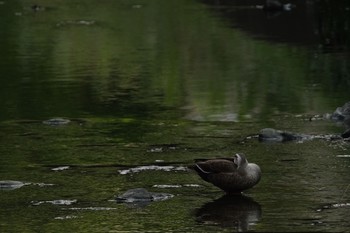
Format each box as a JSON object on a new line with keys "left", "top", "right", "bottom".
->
{"left": 1, "top": 0, "right": 350, "bottom": 232}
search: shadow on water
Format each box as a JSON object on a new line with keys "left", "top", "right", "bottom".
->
{"left": 196, "top": 194, "right": 262, "bottom": 232}
{"left": 199, "top": 0, "right": 350, "bottom": 52}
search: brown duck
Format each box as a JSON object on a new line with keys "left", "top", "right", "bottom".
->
{"left": 191, "top": 154, "right": 261, "bottom": 194}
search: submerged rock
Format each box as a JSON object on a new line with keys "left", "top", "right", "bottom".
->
{"left": 0, "top": 180, "right": 25, "bottom": 190}
{"left": 42, "top": 118, "right": 71, "bottom": 126}
{"left": 258, "top": 128, "right": 309, "bottom": 142}
{"left": 116, "top": 188, "right": 173, "bottom": 203}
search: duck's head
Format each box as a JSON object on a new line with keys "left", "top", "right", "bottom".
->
{"left": 283, "top": 3, "right": 296, "bottom": 11}
{"left": 233, "top": 153, "right": 248, "bottom": 169}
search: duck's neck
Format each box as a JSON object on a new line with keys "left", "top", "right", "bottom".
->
{"left": 246, "top": 163, "right": 261, "bottom": 181}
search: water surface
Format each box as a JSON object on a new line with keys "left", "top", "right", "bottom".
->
{"left": 1, "top": 0, "right": 350, "bottom": 232}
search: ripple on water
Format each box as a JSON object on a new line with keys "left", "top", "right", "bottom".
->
{"left": 0, "top": 181, "right": 53, "bottom": 190}
{"left": 51, "top": 166, "right": 70, "bottom": 171}
{"left": 56, "top": 20, "right": 96, "bottom": 27}
{"left": 0, "top": 180, "right": 26, "bottom": 190}
{"left": 64, "top": 207, "right": 118, "bottom": 211}
{"left": 152, "top": 184, "right": 202, "bottom": 188}
{"left": 42, "top": 118, "right": 71, "bottom": 126}
{"left": 336, "top": 154, "right": 350, "bottom": 158}
{"left": 317, "top": 202, "right": 350, "bottom": 212}
{"left": 54, "top": 215, "right": 79, "bottom": 220}
{"left": 31, "top": 199, "right": 77, "bottom": 206}
{"left": 118, "top": 165, "right": 188, "bottom": 175}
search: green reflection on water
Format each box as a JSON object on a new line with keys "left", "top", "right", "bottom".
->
{"left": 0, "top": 0, "right": 349, "bottom": 121}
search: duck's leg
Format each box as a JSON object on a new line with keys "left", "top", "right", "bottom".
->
{"left": 226, "top": 191, "right": 243, "bottom": 196}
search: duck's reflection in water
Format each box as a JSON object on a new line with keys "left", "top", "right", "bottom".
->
{"left": 196, "top": 195, "right": 262, "bottom": 232}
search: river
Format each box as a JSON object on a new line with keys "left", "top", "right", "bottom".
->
{"left": 1, "top": 0, "right": 350, "bottom": 232}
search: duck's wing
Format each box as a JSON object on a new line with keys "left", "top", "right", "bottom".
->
{"left": 195, "top": 159, "right": 237, "bottom": 174}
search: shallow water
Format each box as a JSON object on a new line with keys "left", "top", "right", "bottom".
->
{"left": 1, "top": 0, "right": 350, "bottom": 232}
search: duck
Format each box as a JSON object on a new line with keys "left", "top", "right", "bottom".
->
{"left": 261, "top": 0, "right": 295, "bottom": 11}
{"left": 191, "top": 154, "right": 261, "bottom": 194}
{"left": 31, "top": 4, "right": 45, "bottom": 11}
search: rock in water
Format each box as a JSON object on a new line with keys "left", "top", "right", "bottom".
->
{"left": 329, "top": 102, "right": 350, "bottom": 122}
{"left": 328, "top": 102, "right": 350, "bottom": 138}
{"left": 258, "top": 128, "right": 307, "bottom": 142}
